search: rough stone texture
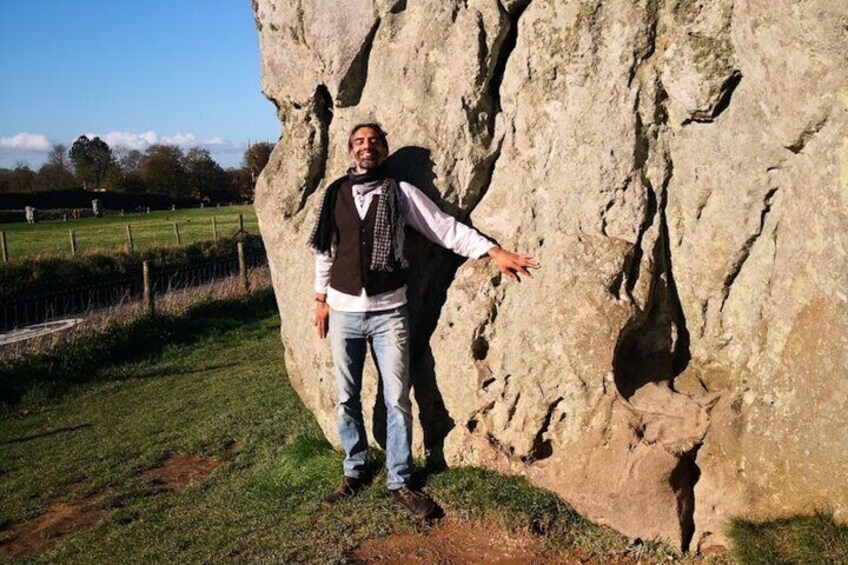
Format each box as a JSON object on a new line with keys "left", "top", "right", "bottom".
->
{"left": 253, "top": 0, "right": 848, "bottom": 553}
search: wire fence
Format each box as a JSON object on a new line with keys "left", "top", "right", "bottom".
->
{"left": 1, "top": 250, "right": 267, "bottom": 333}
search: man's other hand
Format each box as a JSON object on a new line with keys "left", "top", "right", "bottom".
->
{"left": 487, "top": 246, "right": 540, "bottom": 282}
{"left": 314, "top": 296, "right": 329, "bottom": 338}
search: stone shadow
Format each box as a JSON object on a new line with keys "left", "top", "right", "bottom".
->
{"left": 368, "top": 146, "right": 464, "bottom": 472}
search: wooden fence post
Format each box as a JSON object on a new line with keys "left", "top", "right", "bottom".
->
{"left": 212, "top": 217, "right": 219, "bottom": 242}
{"left": 238, "top": 242, "right": 249, "bottom": 291}
{"left": 1, "top": 231, "right": 7, "bottom": 263}
{"left": 69, "top": 230, "right": 77, "bottom": 256}
{"left": 143, "top": 260, "right": 154, "bottom": 316}
{"left": 173, "top": 222, "right": 181, "bottom": 245}
{"left": 126, "top": 224, "right": 134, "bottom": 252}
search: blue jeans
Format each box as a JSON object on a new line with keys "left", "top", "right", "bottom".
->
{"left": 329, "top": 305, "right": 413, "bottom": 490}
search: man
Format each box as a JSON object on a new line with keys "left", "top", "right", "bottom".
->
{"left": 310, "top": 123, "right": 539, "bottom": 517}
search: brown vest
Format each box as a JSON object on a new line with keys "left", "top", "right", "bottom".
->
{"left": 329, "top": 181, "right": 406, "bottom": 296}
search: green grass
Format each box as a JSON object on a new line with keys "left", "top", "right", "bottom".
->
{"left": 729, "top": 513, "right": 848, "bottom": 565}
{"left": 0, "top": 206, "right": 258, "bottom": 260}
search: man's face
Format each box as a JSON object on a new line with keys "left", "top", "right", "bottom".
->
{"left": 349, "top": 127, "right": 388, "bottom": 172}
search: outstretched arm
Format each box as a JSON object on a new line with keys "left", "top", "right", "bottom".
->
{"left": 401, "top": 183, "right": 540, "bottom": 281}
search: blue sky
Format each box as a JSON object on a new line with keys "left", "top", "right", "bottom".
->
{"left": 0, "top": 0, "right": 280, "bottom": 169}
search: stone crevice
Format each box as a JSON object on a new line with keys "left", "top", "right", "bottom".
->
{"left": 522, "top": 396, "right": 563, "bottom": 463}
{"left": 681, "top": 71, "right": 742, "bottom": 125}
{"left": 489, "top": 0, "right": 531, "bottom": 129}
{"left": 295, "top": 84, "right": 334, "bottom": 214}
{"left": 718, "top": 185, "right": 779, "bottom": 313}
{"left": 506, "top": 391, "right": 521, "bottom": 423}
{"left": 336, "top": 18, "right": 382, "bottom": 107}
{"left": 786, "top": 114, "right": 829, "bottom": 154}
{"left": 458, "top": 1, "right": 529, "bottom": 216}
{"left": 670, "top": 445, "right": 702, "bottom": 553}
{"left": 627, "top": 0, "right": 661, "bottom": 87}
{"left": 621, "top": 113, "right": 660, "bottom": 302}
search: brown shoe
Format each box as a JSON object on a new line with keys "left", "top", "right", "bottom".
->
{"left": 322, "top": 476, "right": 365, "bottom": 506}
{"left": 389, "top": 485, "right": 436, "bottom": 518}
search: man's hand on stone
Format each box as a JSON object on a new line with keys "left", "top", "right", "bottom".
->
{"left": 314, "top": 294, "right": 329, "bottom": 339}
{"left": 487, "top": 246, "right": 540, "bottom": 282}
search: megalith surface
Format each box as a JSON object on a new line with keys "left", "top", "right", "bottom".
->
{"left": 252, "top": 0, "right": 848, "bottom": 552}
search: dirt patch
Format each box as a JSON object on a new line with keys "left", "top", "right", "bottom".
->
{"left": 144, "top": 453, "right": 221, "bottom": 490}
{"left": 0, "top": 493, "right": 110, "bottom": 560}
{"left": 348, "top": 518, "right": 634, "bottom": 564}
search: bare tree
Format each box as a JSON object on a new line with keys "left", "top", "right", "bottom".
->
{"left": 46, "top": 144, "right": 70, "bottom": 170}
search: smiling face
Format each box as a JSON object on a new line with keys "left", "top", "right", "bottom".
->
{"left": 348, "top": 125, "right": 388, "bottom": 173}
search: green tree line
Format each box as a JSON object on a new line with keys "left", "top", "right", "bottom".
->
{"left": 0, "top": 136, "right": 274, "bottom": 203}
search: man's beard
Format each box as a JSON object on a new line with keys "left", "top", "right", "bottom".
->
{"left": 355, "top": 155, "right": 382, "bottom": 170}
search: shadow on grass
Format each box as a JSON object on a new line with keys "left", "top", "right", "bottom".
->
{"left": 729, "top": 512, "right": 848, "bottom": 565}
{"left": 0, "top": 289, "right": 278, "bottom": 407}
{"left": 0, "top": 422, "right": 93, "bottom": 445}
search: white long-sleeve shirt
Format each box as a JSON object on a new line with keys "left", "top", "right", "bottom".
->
{"left": 314, "top": 180, "right": 495, "bottom": 312}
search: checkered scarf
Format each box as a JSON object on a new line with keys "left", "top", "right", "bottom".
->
{"left": 368, "top": 177, "right": 408, "bottom": 271}
{"left": 308, "top": 167, "right": 408, "bottom": 272}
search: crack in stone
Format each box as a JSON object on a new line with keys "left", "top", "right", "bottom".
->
{"left": 489, "top": 0, "right": 531, "bottom": 130}
{"left": 460, "top": 1, "right": 531, "bottom": 217}
{"left": 682, "top": 71, "right": 742, "bottom": 125}
{"left": 522, "top": 396, "right": 563, "bottom": 463}
{"left": 470, "top": 289, "right": 504, "bottom": 362}
{"left": 506, "top": 391, "right": 521, "bottom": 423}
{"left": 718, "top": 186, "right": 779, "bottom": 313}
{"left": 785, "top": 115, "right": 829, "bottom": 154}
{"left": 670, "top": 444, "right": 702, "bottom": 553}
{"left": 336, "top": 18, "right": 382, "bottom": 107}
{"left": 628, "top": 0, "right": 661, "bottom": 87}
{"left": 621, "top": 110, "right": 660, "bottom": 303}
{"left": 295, "top": 84, "right": 334, "bottom": 215}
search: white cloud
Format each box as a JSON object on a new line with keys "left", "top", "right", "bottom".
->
{"left": 161, "top": 132, "right": 197, "bottom": 146}
{"left": 93, "top": 131, "right": 158, "bottom": 151}
{"left": 88, "top": 131, "right": 246, "bottom": 154}
{"left": 0, "top": 133, "right": 51, "bottom": 151}
{"left": 200, "top": 136, "right": 245, "bottom": 153}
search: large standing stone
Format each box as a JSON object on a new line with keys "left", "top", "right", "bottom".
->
{"left": 253, "top": 0, "right": 848, "bottom": 552}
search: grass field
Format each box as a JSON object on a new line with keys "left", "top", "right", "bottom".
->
{"left": 0, "top": 206, "right": 259, "bottom": 260}
{"left": 0, "top": 293, "right": 845, "bottom": 563}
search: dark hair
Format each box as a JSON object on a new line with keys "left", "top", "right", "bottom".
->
{"left": 347, "top": 122, "right": 389, "bottom": 152}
